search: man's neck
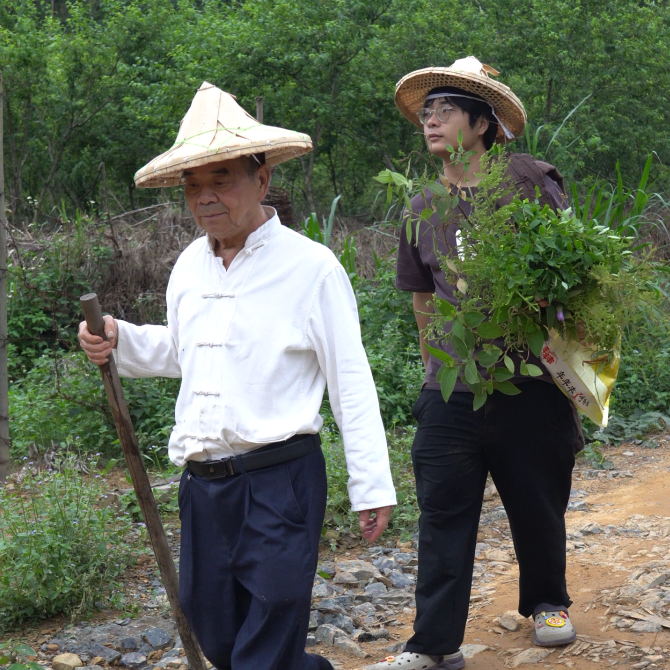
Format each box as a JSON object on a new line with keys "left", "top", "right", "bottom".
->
{"left": 441, "top": 144, "right": 487, "bottom": 188}
{"left": 212, "top": 205, "right": 271, "bottom": 269}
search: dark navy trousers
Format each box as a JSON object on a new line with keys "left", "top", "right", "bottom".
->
{"left": 178, "top": 447, "right": 328, "bottom": 670}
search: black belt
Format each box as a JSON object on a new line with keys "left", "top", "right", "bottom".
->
{"left": 187, "top": 433, "right": 320, "bottom": 479}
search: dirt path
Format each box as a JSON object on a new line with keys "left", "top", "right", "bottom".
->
{"left": 330, "top": 437, "right": 670, "bottom": 669}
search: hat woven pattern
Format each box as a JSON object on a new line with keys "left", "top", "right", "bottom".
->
{"left": 134, "top": 82, "right": 312, "bottom": 188}
{"left": 395, "top": 58, "right": 527, "bottom": 143}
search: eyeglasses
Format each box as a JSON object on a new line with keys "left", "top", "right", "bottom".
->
{"left": 417, "top": 103, "right": 456, "bottom": 125}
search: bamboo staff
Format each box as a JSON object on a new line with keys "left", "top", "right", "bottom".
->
{"left": 80, "top": 293, "right": 206, "bottom": 670}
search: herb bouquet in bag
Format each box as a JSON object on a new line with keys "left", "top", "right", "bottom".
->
{"left": 376, "top": 152, "right": 664, "bottom": 426}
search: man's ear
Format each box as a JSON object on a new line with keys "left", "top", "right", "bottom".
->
{"left": 477, "top": 116, "right": 490, "bottom": 137}
{"left": 257, "top": 164, "right": 271, "bottom": 201}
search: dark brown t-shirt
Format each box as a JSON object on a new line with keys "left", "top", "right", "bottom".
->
{"left": 396, "top": 176, "right": 564, "bottom": 393}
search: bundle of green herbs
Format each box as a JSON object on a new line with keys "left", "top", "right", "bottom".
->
{"left": 376, "top": 148, "right": 665, "bottom": 411}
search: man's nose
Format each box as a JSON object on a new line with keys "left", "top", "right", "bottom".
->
{"left": 198, "top": 187, "right": 218, "bottom": 204}
{"left": 426, "top": 112, "right": 440, "bottom": 128}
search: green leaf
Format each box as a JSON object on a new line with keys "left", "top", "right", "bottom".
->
{"left": 451, "top": 319, "right": 465, "bottom": 340}
{"left": 14, "top": 646, "right": 36, "bottom": 657}
{"left": 495, "top": 381, "right": 522, "bottom": 396}
{"left": 493, "top": 367, "right": 514, "bottom": 382}
{"left": 434, "top": 297, "right": 456, "bottom": 319}
{"left": 476, "top": 322, "right": 504, "bottom": 339}
{"left": 473, "top": 393, "right": 487, "bottom": 411}
{"left": 463, "top": 327, "right": 476, "bottom": 352}
{"left": 504, "top": 355, "right": 515, "bottom": 373}
{"left": 451, "top": 336, "right": 468, "bottom": 360}
{"left": 478, "top": 345, "right": 502, "bottom": 368}
{"left": 527, "top": 329, "right": 546, "bottom": 357}
{"left": 439, "top": 365, "right": 459, "bottom": 403}
{"left": 464, "top": 359, "right": 479, "bottom": 384}
{"left": 427, "top": 180, "right": 451, "bottom": 198}
{"left": 520, "top": 360, "right": 529, "bottom": 376}
{"left": 464, "top": 311, "right": 485, "bottom": 328}
{"left": 425, "top": 344, "right": 454, "bottom": 366}
{"left": 546, "top": 304, "right": 556, "bottom": 329}
{"left": 317, "top": 570, "right": 332, "bottom": 580}
{"left": 525, "top": 363, "right": 544, "bottom": 377}
{"left": 456, "top": 278, "right": 468, "bottom": 294}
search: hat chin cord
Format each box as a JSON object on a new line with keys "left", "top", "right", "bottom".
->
{"left": 424, "top": 93, "right": 515, "bottom": 140}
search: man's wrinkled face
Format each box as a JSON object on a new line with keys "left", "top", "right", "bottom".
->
{"left": 183, "top": 158, "right": 269, "bottom": 240}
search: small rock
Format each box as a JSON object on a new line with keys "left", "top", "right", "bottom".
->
{"left": 364, "top": 582, "right": 387, "bottom": 596}
{"left": 53, "top": 654, "right": 84, "bottom": 670}
{"left": 143, "top": 628, "right": 173, "bottom": 650}
{"left": 333, "top": 571, "right": 359, "bottom": 585}
{"left": 120, "top": 653, "right": 147, "bottom": 668}
{"left": 484, "top": 549, "right": 514, "bottom": 563}
{"left": 309, "top": 610, "right": 324, "bottom": 631}
{"left": 315, "top": 624, "right": 346, "bottom": 646}
{"left": 499, "top": 612, "right": 520, "bottom": 632}
{"left": 88, "top": 645, "right": 122, "bottom": 665}
{"left": 332, "top": 636, "right": 369, "bottom": 658}
{"left": 388, "top": 571, "right": 415, "bottom": 589}
{"left": 324, "top": 614, "right": 354, "bottom": 635}
{"left": 120, "top": 638, "right": 139, "bottom": 652}
{"left": 461, "top": 644, "right": 489, "bottom": 659}
{"left": 91, "top": 658, "right": 106, "bottom": 667}
{"left": 511, "top": 648, "right": 554, "bottom": 666}
{"left": 80, "top": 666, "right": 104, "bottom": 670}
{"left": 305, "top": 635, "right": 316, "bottom": 648}
{"left": 47, "top": 644, "right": 60, "bottom": 652}
{"left": 581, "top": 523, "right": 602, "bottom": 535}
{"left": 631, "top": 620, "right": 662, "bottom": 633}
{"left": 312, "top": 582, "right": 331, "bottom": 598}
{"left": 352, "top": 603, "right": 376, "bottom": 617}
{"left": 386, "top": 642, "right": 404, "bottom": 653}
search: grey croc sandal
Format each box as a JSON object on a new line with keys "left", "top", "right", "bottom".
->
{"left": 533, "top": 606, "right": 576, "bottom": 647}
{"left": 363, "top": 653, "right": 441, "bottom": 669}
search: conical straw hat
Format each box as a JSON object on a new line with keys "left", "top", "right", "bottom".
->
{"left": 135, "top": 82, "right": 313, "bottom": 188}
{"left": 395, "top": 56, "right": 526, "bottom": 144}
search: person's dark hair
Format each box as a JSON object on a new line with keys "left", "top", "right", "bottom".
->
{"left": 425, "top": 86, "right": 498, "bottom": 150}
{"left": 242, "top": 152, "right": 266, "bottom": 178}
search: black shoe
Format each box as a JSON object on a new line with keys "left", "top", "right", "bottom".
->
{"left": 307, "top": 653, "right": 334, "bottom": 670}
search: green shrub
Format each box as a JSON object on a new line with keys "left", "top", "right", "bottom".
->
{"left": 0, "top": 455, "right": 142, "bottom": 630}
{"left": 9, "top": 350, "right": 179, "bottom": 460}
{"left": 322, "top": 429, "right": 419, "bottom": 538}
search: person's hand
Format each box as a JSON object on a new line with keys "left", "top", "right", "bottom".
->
{"left": 78, "top": 315, "right": 118, "bottom": 365}
{"left": 358, "top": 506, "right": 392, "bottom": 543}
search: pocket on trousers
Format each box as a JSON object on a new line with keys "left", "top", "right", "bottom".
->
{"left": 412, "top": 391, "right": 428, "bottom": 421}
{"left": 283, "top": 464, "right": 308, "bottom": 526}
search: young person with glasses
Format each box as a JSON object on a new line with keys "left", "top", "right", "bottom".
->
{"left": 365, "top": 57, "right": 584, "bottom": 670}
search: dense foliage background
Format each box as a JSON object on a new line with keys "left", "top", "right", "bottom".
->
{"left": 2, "top": 0, "right": 670, "bottom": 221}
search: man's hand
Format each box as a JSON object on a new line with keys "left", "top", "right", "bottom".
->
{"left": 78, "top": 315, "right": 118, "bottom": 365}
{"left": 358, "top": 506, "right": 392, "bottom": 543}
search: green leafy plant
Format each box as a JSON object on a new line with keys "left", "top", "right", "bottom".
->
{"left": 577, "top": 440, "right": 614, "bottom": 470}
{"left": 376, "top": 151, "right": 665, "bottom": 410}
{"left": 0, "top": 454, "right": 143, "bottom": 630}
{"left": 0, "top": 640, "right": 41, "bottom": 670}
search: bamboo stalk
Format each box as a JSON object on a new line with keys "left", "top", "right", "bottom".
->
{"left": 80, "top": 293, "right": 206, "bottom": 670}
{"left": 0, "top": 72, "right": 10, "bottom": 483}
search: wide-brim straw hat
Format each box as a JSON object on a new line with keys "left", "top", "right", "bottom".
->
{"left": 135, "top": 82, "right": 313, "bottom": 188}
{"left": 394, "top": 56, "right": 526, "bottom": 144}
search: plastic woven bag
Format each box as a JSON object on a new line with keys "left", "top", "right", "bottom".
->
{"left": 539, "top": 330, "right": 620, "bottom": 427}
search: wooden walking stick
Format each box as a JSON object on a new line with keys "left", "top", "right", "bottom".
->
{"left": 80, "top": 293, "right": 206, "bottom": 670}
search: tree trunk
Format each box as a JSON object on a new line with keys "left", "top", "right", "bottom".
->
{"left": 0, "top": 73, "right": 10, "bottom": 482}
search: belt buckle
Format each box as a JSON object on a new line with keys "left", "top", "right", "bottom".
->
{"left": 207, "top": 457, "right": 235, "bottom": 478}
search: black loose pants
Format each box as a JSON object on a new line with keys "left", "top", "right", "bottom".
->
{"left": 178, "top": 447, "right": 328, "bottom": 670}
{"left": 405, "top": 382, "right": 579, "bottom": 656}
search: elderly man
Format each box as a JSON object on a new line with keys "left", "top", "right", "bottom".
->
{"left": 79, "top": 82, "right": 396, "bottom": 670}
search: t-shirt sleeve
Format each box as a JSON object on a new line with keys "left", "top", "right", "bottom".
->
{"left": 395, "top": 217, "right": 435, "bottom": 293}
{"left": 544, "top": 174, "right": 568, "bottom": 211}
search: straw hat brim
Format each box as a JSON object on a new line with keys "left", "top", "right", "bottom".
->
{"left": 395, "top": 67, "right": 527, "bottom": 144}
{"left": 134, "top": 82, "right": 313, "bottom": 188}
{"left": 134, "top": 131, "right": 312, "bottom": 188}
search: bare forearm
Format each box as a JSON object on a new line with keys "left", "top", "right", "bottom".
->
{"left": 413, "top": 292, "right": 433, "bottom": 369}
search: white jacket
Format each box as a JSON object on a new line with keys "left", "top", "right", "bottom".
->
{"left": 113, "top": 210, "right": 396, "bottom": 511}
